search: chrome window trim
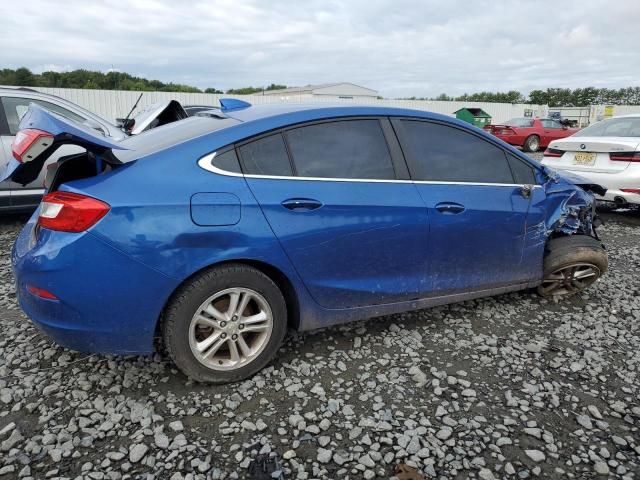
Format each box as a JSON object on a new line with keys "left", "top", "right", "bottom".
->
{"left": 197, "top": 152, "right": 542, "bottom": 188}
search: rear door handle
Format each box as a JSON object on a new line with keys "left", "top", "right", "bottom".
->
{"left": 281, "top": 198, "right": 323, "bottom": 211}
{"left": 435, "top": 202, "right": 465, "bottom": 214}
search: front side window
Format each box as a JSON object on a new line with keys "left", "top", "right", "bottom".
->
{"left": 399, "top": 120, "right": 514, "bottom": 184}
{"left": 285, "top": 119, "right": 395, "bottom": 179}
{"left": 541, "top": 119, "right": 562, "bottom": 129}
{"left": 1, "top": 97, "right": 85, "bottom": 134}
{"left": 238, "top": 133, "right": 293, "bottom": 176}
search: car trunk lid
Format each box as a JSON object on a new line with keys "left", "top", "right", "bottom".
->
{"left": 544, "top": 136, "right": 640, "bottom": 173}
{"left": 0, "top": 103, "right": 129, "bottom": 186}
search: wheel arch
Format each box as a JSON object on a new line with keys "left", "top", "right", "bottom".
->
{"left": 155, "top": 258, "right": 301, "bottom": 342}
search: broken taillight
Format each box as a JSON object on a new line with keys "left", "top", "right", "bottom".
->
{"left": 38, "top": 192, "right": 110, "bottom": 233}
{"left": 12, "top": 128, "right": 54, "bottom": 163}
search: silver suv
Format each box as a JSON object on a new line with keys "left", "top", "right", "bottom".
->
{"left": 0, "top": 87, "right": 124, "bottom": 211}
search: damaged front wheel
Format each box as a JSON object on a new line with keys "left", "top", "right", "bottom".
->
{"left": 538, "top": 235, "right": 608, "bottom": 297}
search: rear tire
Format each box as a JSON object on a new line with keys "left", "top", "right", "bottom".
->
{"left": 163, "top": 264, "right": 287, "bottom": 383}
{"left": 523, "top": 135, "right": 540, "bottom": 152}
{"left": 538, "top": 236, "right": 608, "bottom": 297}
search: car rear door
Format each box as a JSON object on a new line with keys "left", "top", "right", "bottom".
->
{"left": 240, "top": 117, "right": 431, "bottom": 309}
{"left": 392, "top": 118, "right": 540, "bottom": 294}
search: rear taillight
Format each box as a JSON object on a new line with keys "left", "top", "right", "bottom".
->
{"left": 543, "top": 147, "right": 564, "bottom": 157}
{"left": 38, "top": 192, "right": 110, "bottom": 233}
{"left": 621, "top": 188, "right": 640, "bottom": 194}
{"left": 12, "top": 128, "right": 54, "bottom": 163}
{"left": 609, "top": 152, "right": 640, "bottom": 162}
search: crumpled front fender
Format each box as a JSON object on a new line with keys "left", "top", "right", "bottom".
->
{"left": 543, "top": 171, "right": 602, "bottom": 239}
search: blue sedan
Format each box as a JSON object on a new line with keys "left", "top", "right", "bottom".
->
{"left": 4, "top": 100, "right": 607, "bottom": 383}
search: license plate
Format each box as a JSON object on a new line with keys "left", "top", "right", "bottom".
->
{"left": 573, "top": 152, "right": 596, "bottom": 166}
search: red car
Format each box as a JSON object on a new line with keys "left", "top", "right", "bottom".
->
{"left": 484, "top": 118, "right": 579, "bottom": 152}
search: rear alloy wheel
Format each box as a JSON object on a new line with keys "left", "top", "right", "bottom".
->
{"left": 537, "top": 236, "right": 607, "bottom": 297}
{"left": 523, "top": 135, "right": 540, "bottom": 152}
{"left": 189, "top": 288, "right": 273, "bottom": 371}
{"left": 163, "top": 265, "right": 287, "bottom": 383}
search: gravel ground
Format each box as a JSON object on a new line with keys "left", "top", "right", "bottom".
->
{"left": 0, "top": 206, "right": 639, "bottom": 479}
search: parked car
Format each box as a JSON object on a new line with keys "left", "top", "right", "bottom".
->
{"left": 542, "top": 114, "right": 640, "bottom": 206}
{"left": 484, "top": 118, "right": 579, "bottom": 152}
{"left": 5, "top": 101, "right": 607, "bottom": 383}
{"left": 0, "top": 88, "right": 187, "bottom": 211}
{"left": 0, "top": 87, "right": 125, "bottom": 211}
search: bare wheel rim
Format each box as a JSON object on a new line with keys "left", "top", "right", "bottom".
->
{"left": 189, "top": 287, "right": 273, "bottom": 371}
{"left": 539, "top": 262, "right": 600, "bottom": 296}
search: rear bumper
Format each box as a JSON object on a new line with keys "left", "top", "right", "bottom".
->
{"left": 13, "top": 218, "right": 178, "bottom": 355}
{"left": 598, "top": 189, "right": 640, "bottom": 205}
{"left": 542, "top": 165, "right": 640, "bottom": 205}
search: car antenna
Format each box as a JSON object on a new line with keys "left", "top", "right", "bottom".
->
{"left": 121, "top": 93, "right": 143, "bottom": 133}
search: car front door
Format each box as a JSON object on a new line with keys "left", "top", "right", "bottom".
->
{"left": 240, "top": 118, "right": 431, "bottom": 309}
{"left": 393, "top": 118, "right": 540, "bottom": 295}
{"left": 540, "top": 119, "right": 566, "bottom": 146}
{"left": 0, "top": 96, "right": 87, "bottom": 208}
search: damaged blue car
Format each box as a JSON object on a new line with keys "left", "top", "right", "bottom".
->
{"left": 5, "top": 101, "right": 607, "bottom": 383}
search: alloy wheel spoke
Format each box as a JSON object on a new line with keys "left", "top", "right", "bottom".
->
{"left": 574, "top": 268, "right": 596, "bottom": 279}
{"left": 226, "top": 292, "right": 240, "bottom": 318}
{"left": 228, "top": 341, "right": 240, "bottom": 362}
{"left": 194, "top": 314, "right": 219, "bottom": 329}
{"left": 242, "top": 323, "right": 269, "bottom": 333}
{"left": 202, "top": 338, "right": 227, "bottom": 358}
{"left": 236, "top": 334, "right": 252, "bottom": 357}
{"left": 235, "top": 292, "right": 251, "bottom": 318}
{"left": 204, "top": 304, "right": 226, "bottom": 322}
{"left": 242, "top": 311, "right": 268, "bottom": 325}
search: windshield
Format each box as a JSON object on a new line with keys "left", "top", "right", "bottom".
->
{"left": 505, "top": 118, "right": 534, "bottom": 127}
{"left": 575, "top": 117, "right": 640, "bottom": 137}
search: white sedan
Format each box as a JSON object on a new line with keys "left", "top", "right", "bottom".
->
{"left": 541, "top": 114, "right": 640, "bottom": 206}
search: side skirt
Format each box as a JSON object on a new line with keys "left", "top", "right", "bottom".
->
{"left": 298, "top": 280, "right": 540, "bottom": 331}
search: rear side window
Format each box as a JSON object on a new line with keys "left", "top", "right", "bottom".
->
{"left": 1, "top": 97, "right": 85, "bottom": 135}
{"left": 399, "top": 120, "right": 514, "bottom": 184}
{"left": 212, "top": 149, "right": 242, "bottom": 173}
{"left": 238, "top": 133, "right": 292, "bottom": 176}
{"left": 285, "top": 120, "right": 395, "bottom": 179}
{"left": 507, "top": 154, "right": 536, "bottom": 184}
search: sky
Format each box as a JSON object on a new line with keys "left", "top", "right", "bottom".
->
{"left": 1, "top": 0, "right": 638, "bottom": 98}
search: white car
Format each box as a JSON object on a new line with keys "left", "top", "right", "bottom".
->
{"left": 541, "top": 114, "right": 640, "bottom": 206}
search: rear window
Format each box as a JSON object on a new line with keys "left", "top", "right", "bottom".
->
{"left": 285, "top": 119, "right": 395, "bottom": 179}
{"left": 399, "top": 120, "right": 514, "bottom": 184}
{"left": 238, "top": 133, "right": 292, "bottom": 176}
{"left": 1, "top": 97, "right": 86, "bottom": 135}
{"left": 574, "top": 117, "right": 640, "bottom": 137}
{"left": 505, "top": 118, "right": 534, "bottom": 127}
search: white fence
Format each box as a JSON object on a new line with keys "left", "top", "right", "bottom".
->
{"left": 26, "top": 87, "right": 547, "bottom": 125}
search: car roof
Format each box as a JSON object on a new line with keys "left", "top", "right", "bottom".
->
{"left": 222, "top": 102, "right": 457, "bottom": 124}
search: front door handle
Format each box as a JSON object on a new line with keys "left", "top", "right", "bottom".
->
{"left": 435, "top": 202, "right": 465, "bottom": 214}
{"left": 281, "top": 198, "right": 323, "bottom": 211}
